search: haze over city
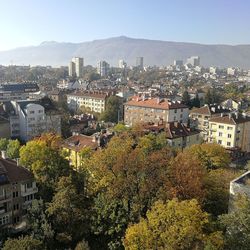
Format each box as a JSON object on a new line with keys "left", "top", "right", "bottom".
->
{"left": 1, "top": 0, "right": 250, "bottom": 51}
{"left": 1, "top": 1, "right": 250, "bottom": 249}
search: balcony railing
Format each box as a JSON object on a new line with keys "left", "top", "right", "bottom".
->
{"left": 21, "top": 187, "right": 38, "bottom": 197}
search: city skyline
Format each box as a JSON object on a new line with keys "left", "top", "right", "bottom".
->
{"left": 0, "top": 0, "right": 250, "bottom": 51}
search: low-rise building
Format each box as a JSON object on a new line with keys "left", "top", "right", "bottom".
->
{"left": 229, "top": 171, "right": 250, "bottom": 211}
{"left": 67, "top": 91, "right": 109, "bottom": 113}
{"left": 62, "top": 134, "right": 99, "bottom": 170}
{"left": 209, "top": 113, "right": 250, "bottom": 152}
{"left": 165, "top": 122, "right": 201, "bottom": 150}
{"left": 0, "top": 152, "right": 38, "bottom": 230}
{"left": 1, "top": 98, "right": 61, "bottom": 142}
{"left": 124, "top": 96, "right": 189, "bottom": 126}
{"left": 0, "top": 83, "right": 39, "bottom": 102}
{"left": 190, "top": 105, "right": 230, "bottom": 142}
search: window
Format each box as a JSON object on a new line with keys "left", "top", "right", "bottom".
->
{"left": 227, "top": 126, "right": 233, "bottom": 130}
{"left": 26, "top": 182, "right": 32, "bottom": 189}
{"left": 219, "top": 132, "right": 223, "bottom": 137}
{"left": 13, "top": 204, "right": 19, "bottom": 210}
{"left": 173, "top": 116, "right": 176, "bottom": 121}
{"left": 29, "top": 111, "right": 35, "bottom": 114}
{"left": 227, "top": 142, "right": 231, "bottom": 146}
{"left": 38, "top": 110, "right": 43, "bottom": 113}
{"left": 180, "top": 114, "right": 183, "bottom": 118}
{"left": 218, "top": 140, "right": 222, "bottom": 144}
{"left": 228, "top": 134, "right": 232, "bottom": 138}
{"left": 174, "top": 109, "right": 177, "bottom": 113}
{"left": 13, "top": 191, "right": 18, "bottom": 198}
{"left": 181, "top": 109, "right": 183, "bottom": 112}
{"left": 0, "top": 215, "right": 9, "bottom": 225}
{"left": 219, "top": 125, "right": 224, "bottom": 129}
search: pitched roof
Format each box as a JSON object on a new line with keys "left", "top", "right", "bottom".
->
{"left": 209, "top": 114, "right": 250, "bottom": 125}
{"left": 62, "top": 134, "right": 98, "bottom": 152}
{"left": 125, "top": 96, "right": 188, "bottom": 110}
{"left": 190, "top": 106, "right": 211, "bottom": 115}
{"left": 67, "top": 91, "right": 108, "bottom": 99}
{"left": 165, "top": 122, "right": 200, "bottom": 139}
{"left": 0, "top": 158, "right": 34, "bottom": 185}
{"left": 190, "top": 105, "right": 230, "bottom": 116}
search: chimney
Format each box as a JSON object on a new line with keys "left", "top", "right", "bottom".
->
{"left": 1, "top": 150, "right": 7, "bottom": 159}
{"left": 229, "top": 113, "right": 232, "bottom": 119}
{"left": 220, "top": 113, "right": 224, "bottom": 117}
{"left": 16, "top": 158, "right": 20, "bottom": 166}
{"left": 235, "top": 112, "right": 239, "bottom": 119}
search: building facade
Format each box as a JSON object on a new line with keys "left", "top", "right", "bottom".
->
{"left": 208, "top": 113, "right": 250, "bottom": 152}
{"left": 124, "top": 96, "right": 189, "bottom": 127}
{"left": 69, "top": 57, "right": 84, "bottom": 77}
{"left": 0, "top": 154, "right": 38, "bottom": 230}
{"left": 0, "top": 83, "right": 39, "bottom": 102}
{"left": 97, "top": 61, "right": 109, "bottom": 77}
{"left": 67, "top": 92, "right": 108, "bottom": 113}
{"left": 136, "top": 57, "right": 144, "bottom": 69}
{"left": 165, "top": 122, "right": 201, "bottom": 150}
{"left": 1, "top": 99, "right": 61, "bottom": 142}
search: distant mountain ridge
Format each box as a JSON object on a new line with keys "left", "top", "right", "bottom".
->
{"left": 1, "top": 36, "right": 250, "bottom": 68}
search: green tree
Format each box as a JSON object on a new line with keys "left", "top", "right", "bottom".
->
{"left": 75, "top": 239, "right": 90, "bottom": 250}
{"left": 182, "top": 90, "right": 191, "bottom": 107}
{"left": 100, "top": 96, "right": 122, "bottom": 123}
{"left": 90, "top": 193, "right": 130, "bottom": 249}
{"left": 47, "top": 174, "right": 90, "bottom": 248}
{"left": 204, "top": 168, "right": 239, "bottom": 217}
{"left": 6, "top": 139, "right": 20, "bottom": 159}
{"left": 220, "top": 195, "right": 250, "bottom": 250}
{"left": 19, "top": 135, "right": 71, "bottom": 201}
{"left": 185, "top": 143, "right": 231, "bottom": 170}
{"left": 192, "top": 93, "right": 200, "bottom": 108}
{"left": 0, "top": 138, "right": 8, "bottom": 151}
{"left": 124, "top": 199, "right": 223, "bottom": 250}
{"left": 27, "top": 199, "right": 54, "bottom": 247}
{"left": 3, "top": 236, "right": 42, "bottom": 250}
{"left": 205, "top": 89, "right": 213, "bottom": 105}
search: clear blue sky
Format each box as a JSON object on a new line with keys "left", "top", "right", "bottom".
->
{"left": 0, "top": 0, "right": 249, "bottom": 51}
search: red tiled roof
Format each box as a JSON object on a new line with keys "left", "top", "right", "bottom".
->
{"left": 67, "top": 92, "right": 108, "bottom": 99}
{"left": 62, "top": 134, "right": 98, "bottom": 152}
{"left": 165, "top": 122, "right": 200, "bottom": 139}
{"left": 0, "top": 158, "right": 34, "bottom": 184}
{"left": 209, "top": 114, "right": 250, "bottom": 125}
{"left": 190, "top": 106, "right": 211, "bottom": 115}
{"left": 125, "top": 96, "right": 188, "bottom": 110}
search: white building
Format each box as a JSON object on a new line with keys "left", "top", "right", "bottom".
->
{"left": 186, "top": 56, "right": 200, "bottom": 67}
{"left": 97, "top": 61, "right": 109, "bottom": 77}
{"left": 6, "top": 99, "right": 61, "bottom": 142}
{"left": 69, "top": 57, "right": 84, "bottom": 77}
{"left": 136, "top": 57, "right": 144, "bottom": 69}
{"left": 67, "top": 92, "right": 108, "bottom": 113}
{"left": 118, "top": 59, "right": 127, "bottom": 69}
{"left": 209, "top": 66, "right": 218, "bottom": 75}
{"left": 174, "top": 60, "right": 183, "bottom": 67}
{"left": 227, "top": 67, "right": 237, "bottom": 76}
{"left": 0, "top": 83, "right": 39, "bottom": 102}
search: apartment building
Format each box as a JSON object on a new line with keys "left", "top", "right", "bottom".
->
{"left": 208, "top": 113, "right": 250, "bottom": 152}
{"left": 68, "top": 57, "right": 84, "bottom": 78}
{"left": 67, "top": 91, "right": 109, "bottom": 113}
{"left": 62, "top": 134, "right": 99, "bottom": 170}
{"left": 0, "top": 83, "right": 39, "bottom": 102}
{"left": 165, "top": 122, "right": 202, "bottom": 150}
{"left": 190, "top": 105, "right": 230, "bottom": 142}
{"left": 0, "top": 153, "right": 38, "bottom": 229}
{"left": 1, "top": 98, "right": 61, "bottom": 142}
{"left": 124, "top": 96, "right": 189, "bottom": 126}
